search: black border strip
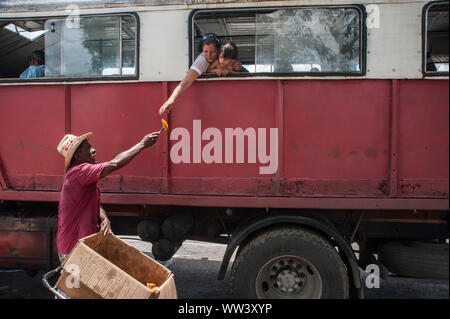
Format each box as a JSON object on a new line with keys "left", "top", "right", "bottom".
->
{"left": 0, "top": 11, "right": 140, "bottom": 84}
{"left": 422, "top": 0, "right": 449, "bottom": 77}
{"left": 188, "top": 5, "right": 368, "bottom": 78}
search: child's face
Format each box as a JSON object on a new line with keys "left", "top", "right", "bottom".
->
{"left": 219, "top": 53, "right": 233, "bottom": 68}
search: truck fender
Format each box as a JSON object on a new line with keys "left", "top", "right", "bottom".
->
{"left": 217, "top": 214, "right": 364, "bottom": 298}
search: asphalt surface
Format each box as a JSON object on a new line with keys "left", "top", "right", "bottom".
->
{"left": 0, "top": 237, "right": 448, "bottom": 299}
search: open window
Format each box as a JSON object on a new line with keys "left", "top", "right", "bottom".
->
{"left": 0, "top": 13, "right": 138, "bottom": 81}
{"left": 0, "top": 20, "right": 47, "bottom": 78}
{"left": 191, "top": 6, "right": 365, "bottom": 76}
{"left": 423, "top": 1, "right": 449, "bottom": 75}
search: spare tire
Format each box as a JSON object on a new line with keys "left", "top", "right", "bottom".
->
{"left": 137, "top": 219, "right": 161, "bottom": 243}
{"left": 378, "top": 241, "right": 448, "bottom": 280}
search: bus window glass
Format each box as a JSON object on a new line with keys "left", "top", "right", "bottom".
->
{"left": 193, "top": 7, "right": 363, "bottom": 75}
{"left": 45, "top": 15, "right": 136, "bottom": 77}
{"left": 121, "top": 16, "right": 137, "bottom": 75}
{"left": 425, "top": 2, "right": 449, "bottom": 74}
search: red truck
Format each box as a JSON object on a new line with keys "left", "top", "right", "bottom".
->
{"left": 0, "top": 0, "right": 448, "bottom": 298}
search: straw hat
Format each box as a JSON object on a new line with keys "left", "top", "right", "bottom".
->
{"left": 57, "top": 132, "right": 93, "bottom": 169}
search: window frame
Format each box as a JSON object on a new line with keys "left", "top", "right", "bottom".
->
{"left": 189, "top": 5, "right": 367, "bottom": 78}
{"left": 422, "top": 0, "right": 449, "bottom": 76}
{"left": 0, "top": 12, "right": 140, "bottom": 83}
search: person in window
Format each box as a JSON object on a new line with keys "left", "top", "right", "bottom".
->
{"left": 158, "top": 33, "right": 221, "bottom": 115}
{"left": 20, "top": 50, "right": 45, "bottom": 78}
{"left": 207, "top": 41, "right": 246, "bottom": 76}
{"left": 158, "top": 34, "right": 242, "bottom": 115}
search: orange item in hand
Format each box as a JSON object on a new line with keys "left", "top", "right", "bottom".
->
{"left": 160, "top": 119, "right": 169, "bottom": 132}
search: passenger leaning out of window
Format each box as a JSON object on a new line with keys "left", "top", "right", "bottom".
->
{"left": 159, "top": 33, "right": 220, "bottom": 115}
{"left": 207, "top": 40, "right": 245, "bottom": 76}
{"left": 20, "top": 50, "right": 45, "bottom": 78}
{"left": 158, "top": 34, "right": 241, "bottom": 115}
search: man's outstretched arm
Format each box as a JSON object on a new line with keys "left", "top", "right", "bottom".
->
{"left": 100, "top": 132, "right": 159, "bottom": 179}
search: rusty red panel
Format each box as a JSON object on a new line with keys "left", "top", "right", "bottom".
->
{"left": 70, "top": 82, "right": 164, "bottom": 192}
{"left": 283, "top": 80, "right": 391, "bottom": 196}
{"left": 0, "top": 79, "right": 448, "bottom": 204}
{"left": 0, "top": 230, "right": 58, "bottom": 269}
{"left": 0, "top": 231, "right": 46, "bottom": 257}
{"left": 0, "top": 85, "right": 65, "bottom": 191}
{"left": 168, "top": 80, "right": 276, "bottom": 179}
{"left": 398, "top": 80, "right": 449, "bottom": 197}
{"left": 0, "top": 215, "right": 58, "bottom": 269}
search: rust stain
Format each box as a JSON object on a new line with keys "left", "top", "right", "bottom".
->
{"left": 32, "top": 144, "right": 43, "bottom": 150}
{"left": 377, "top": 179, "right": 387, "bottom": 194}
{"left": 406, "top": 145, "right": 416, "bottom": 152}
{"left": 18, "top": 140, "right": 25, "bottom": 151}
{"left": 295, "top": 180, "right": 304, "bottom": 193}
{"left": 364, "top": 148, "right": 378, "bottom": 159}
{"left": 148, "top": 145, "right": 158, "bottom": 153}
{"left": 47, "top": 147, "right": 58, "bottom": 154}
{"left": 329, "top": 148, "right": 341, "bottom": 159}
{"left": 400, "top": 183, "right": 422, "bottom": 192}
{"left": 289, "top": 142, "right": 300, "bottom": 152}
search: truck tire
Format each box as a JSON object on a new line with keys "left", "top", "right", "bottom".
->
{"left": 378, "top": 241, "right": 449, "bottom": 280}
{"left": 230, "top": 226, "right": 349, "bottom": 299}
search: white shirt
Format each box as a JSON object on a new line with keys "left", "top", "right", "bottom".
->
{"left": 190, "top": 54, "right": 210, "bottom": 75}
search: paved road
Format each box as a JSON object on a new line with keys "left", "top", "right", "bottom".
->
{"left": 0, "top": 237, "right": 448, "bottom": 299}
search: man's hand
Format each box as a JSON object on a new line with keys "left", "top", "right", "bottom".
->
{"left": 142, "top": 132, "right": 160, "bottom": 148}
{"left": 100, "top": 217, "right": 113, "bottom": 235}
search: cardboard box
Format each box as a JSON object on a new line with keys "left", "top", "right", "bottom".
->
{"left": 55, "top": 232, "right": 177, "bottom": 299}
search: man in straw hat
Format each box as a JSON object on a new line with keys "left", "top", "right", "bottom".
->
{"left": 56, "top": 131, "right": 159, "bottom": 263}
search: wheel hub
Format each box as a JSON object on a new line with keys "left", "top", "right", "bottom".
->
{"left": 256, "top": 255, "right": 323, "bottom": 299}
{"left": 272, "top": 262, "right": 305, "bottom": 293}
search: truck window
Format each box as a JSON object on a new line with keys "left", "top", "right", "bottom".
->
{"left": 424, "top": 1, "right": 449, "bottom": 74}
{"left": 192, "top": 6, "right": 365, "bottom": 76}
{"left": 0, "top": 14, "right": 138, "bottom": 80}
{"left": 45, "top": 14, "right": 137, "bottom": 78}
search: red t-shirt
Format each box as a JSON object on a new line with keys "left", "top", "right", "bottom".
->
{"left": 57, "top": 162, "right": 107, "bottom": 254}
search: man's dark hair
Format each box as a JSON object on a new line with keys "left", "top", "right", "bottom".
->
{"left": 31, "top": 50, "right": 45, "bottom": 65}
{"left": 220, "top": 41, "right": 238, "bottom": 60}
